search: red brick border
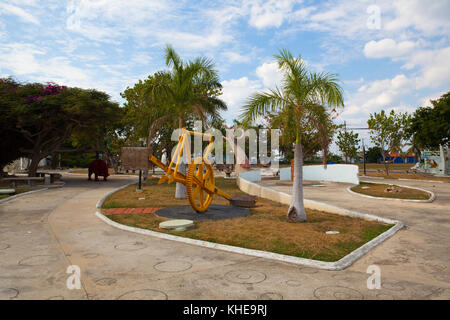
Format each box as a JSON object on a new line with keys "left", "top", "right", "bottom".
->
{"left": 103, "top": 207, "right": 162, "bottom": 215}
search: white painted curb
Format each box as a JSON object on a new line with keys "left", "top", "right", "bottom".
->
{"left": 95, "top": 182, "right": 136, "bottom": 209}
{"left": 347, "top": 182, "right": 435, "bottom": 203}
{"left": 94, "top": 179, "right": 404, "bottom": 270}
{"left": 0, "top": 188, "right": 49, "bottom": 204}
{"left": 362, "top": 175, "right": 447, "bottom": 184}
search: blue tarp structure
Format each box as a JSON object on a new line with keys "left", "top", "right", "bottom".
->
{"left": 380, "top": 155, "right": 416, "bottom": 164}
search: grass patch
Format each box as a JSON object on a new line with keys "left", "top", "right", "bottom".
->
{"left": 356, "top": 163, "right": 413, "bottom": 170}
{"left": 0, "top": 189, "right": 31, "bottom": 200}
{"left": 103, "top": 177, "right": 393, "bottom": 262}
{"left": 360, "top": 171, "right": 450, "bottom": 182}
{"left": 351, "top": 182, "right": 431, "bottom": 200}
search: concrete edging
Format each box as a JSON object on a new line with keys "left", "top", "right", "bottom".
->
{"left": 0, "top": 188, "right": 49, "bottom": 204}
{"left": 235, "top": 176, "right": 404, "bottom": 269}
{"left": 347, "top": 182, "right": 435, "bottom": 203}
{"left": 361, "top": 175, "right": 447, "bottom": 184}
{"left": 95, "top": 178, "right": 404, "bottom": 270}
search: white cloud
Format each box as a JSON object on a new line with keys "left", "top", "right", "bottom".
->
{"left": 248, "top": 0, "right": 294, "bottom": 29}
{"left": 413, "top": 47, "right": 450, "bottom": 89}
{"left": 385, "top": 0, "right": 450, "bottom": 35}
{"left": 221, "top": 51, "right": 251, "bottom": 64}
{"left": 221, "top": 77, "right": 262, "bottom": 122}
{"left": 255, "top": 61, "right": 283, "bottom": 88}
{"left": 343, "top": 74, "right": 415, "bottom": 122}
{"left": 0, "top": 43, "right": 44, "bottom": 74}
{"left": 364, "top": 39, "right": 416, "bottom": 59}
{"left": 0, "top": 2, "right": 40, "bottom": 25}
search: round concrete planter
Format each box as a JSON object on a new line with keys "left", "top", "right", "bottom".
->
{"left": 347, "top": 182, "right": 435, "bottom": 203}
{"left": 95, "top": 179, "right": 404, "bottom": 271}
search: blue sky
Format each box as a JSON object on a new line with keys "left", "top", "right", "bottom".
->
{"left": 1, "top": 0, "right": 449, "bottom": 150}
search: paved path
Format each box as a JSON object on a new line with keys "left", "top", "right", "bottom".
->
{"left": 0, "top": 174, "right": 449, "bottom": 300}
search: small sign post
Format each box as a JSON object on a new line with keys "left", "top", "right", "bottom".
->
{"left": 120, "top": 147, "right": 149, "bottom": 192}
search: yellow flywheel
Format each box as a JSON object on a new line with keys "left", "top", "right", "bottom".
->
{"left": 186, "top": 158, "right": 215, "bottom": 212}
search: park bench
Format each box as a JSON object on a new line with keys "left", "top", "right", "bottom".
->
{"left": 36, "top": 172, "right": 62, "bottom": 184}
{"left": 2, "top": 177, "right": 44, "bottom": 188}
{"left": 214, "top": 164, "right": 225, "bottom": 171}
{"left": 224, "top": 166, "right": 233, "bottom": 178}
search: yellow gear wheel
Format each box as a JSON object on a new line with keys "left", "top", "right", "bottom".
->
{"left": 186, "top": 158, "right": 215, "bottom": 212}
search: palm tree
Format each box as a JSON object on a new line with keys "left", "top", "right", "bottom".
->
{"left": 240, "top": 49, "right": 344, "bottom": 222}
{"left": 162, "top": 45, "right": 227, "bottom": 198}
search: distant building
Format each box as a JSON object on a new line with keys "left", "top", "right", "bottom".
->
{"left": 379, "top": 154, "right": 416, "bottom": 164}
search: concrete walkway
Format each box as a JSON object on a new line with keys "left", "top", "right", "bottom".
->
{"left": 0, "top": 174, "right": 449, "bottom": 300}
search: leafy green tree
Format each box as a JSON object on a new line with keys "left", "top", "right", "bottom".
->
{"left": 240, "top": 49, "right": 344, "bottom": 222}
{"left": 407, "top": 92, "right": 450, "bottom": 149}
{"left": 367, "top": 110, "right": 409, "bottom": 175}
{"left": 0, "top": 78, "right": 32, "bottom": 172}
{"left": 327, "top": 152, "right": 343, "bottom": 163}
{"left": 1, "top": 79, "right": 120, "bottom": 176}
{"left": 336, "top": 130, "right": 360, "bottom": 164}
{"left": 366, "top": 146, "right": 382, "bottom": 163}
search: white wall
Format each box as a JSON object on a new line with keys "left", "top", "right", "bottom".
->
{"left": 238, "top": 170, "right": 261, "bottom": 182}
{"left": 280, "top": 164, "right": 359, "bottom": 185}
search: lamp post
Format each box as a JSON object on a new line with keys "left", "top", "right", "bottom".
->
{"left": 137, "top": 138, "right": 144, "bottom": 192}
{"left": 362, "top": 139, "right": 366, "bottom": 176}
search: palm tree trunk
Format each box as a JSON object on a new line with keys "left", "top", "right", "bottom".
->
{"left": 287, "top": 143, "right": 307, "bottom": 222}
{"left": 175, "top": 117, "right": 187, "bottom": 199}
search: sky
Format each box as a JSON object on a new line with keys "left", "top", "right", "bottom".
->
{"left": 1, "top": 0, "right": 449, "bottom": 152}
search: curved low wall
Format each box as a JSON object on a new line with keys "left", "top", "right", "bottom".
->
{"left": 238, "top": 170, "right": 262, "bottom": 182}
{"left": 280, "top": 164, "right": 359, "bottom": 185}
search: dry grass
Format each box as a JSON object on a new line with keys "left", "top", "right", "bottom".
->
{"left": 103, "top": 177, "right": 393, "bottom": 262}
{"left": 351, "top": 182, "right": 431, "bottom": 200}
{"left": 356, "top": 163, "right": 413, "bottom": 170}
{"left": 360, "top": 171, "right": 450, "bottom": 182}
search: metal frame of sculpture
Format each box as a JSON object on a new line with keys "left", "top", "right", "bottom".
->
{"left": 149, "top": 128, "right": 234, "bottom": 212}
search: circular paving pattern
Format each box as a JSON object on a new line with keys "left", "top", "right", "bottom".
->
{"left": 224, "top": 270, "right": 267, "bottom": 284}
{"left": 314, "top": 286, "right": 364, "bottom": 300}
{"left": 433, "top": 273, "right": 450, "bottom": 282}
{"left": 0, "top": 243, "right": 10, "bottom": 250}
{"left": 375, "top": 293, "right": 395, "bottom": 300}
{"left": 258, "top": 292, "right": 283, "bottom": 300}
{"left": 0, "top": 288, "right": 19, "bottom": 300}
{"left": 153, "top": 260, "right": 192, "bottom": 273}
{"left": 419, "top": 263, "right": 447, "bottom": 274}
{"left": 18, "top": 255, "right": 59, "bottom": 266}
{"left": 332, "top": 273, "right": 353, "bottom": 281}
{"left": 381, "top": 281, "right": 405, "bottom": 291}
{"left": 285, "top": 280, "right": 302, "bottom": 287}
{"left": 77, "top": 230, "right": 99, "bottom": 237}
{"left": 116, "top": 289, "right": 168, "bottom": 300}
{"left": 298, "top": 267, "right": 318, "bottom": 274}
{"left": 19, "top": 220, "right": 41, "bottom": 225}
{"left": 114, "top": 241, "right": 147, "bottom": 251}
{"left": 95, "top": 278, "right": 117, "bottom": 286}
{"left": 155, "top": 205, "right": 250, "bottom": 221}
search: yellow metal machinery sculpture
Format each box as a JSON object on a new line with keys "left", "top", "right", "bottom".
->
{"left": 149, "top": 128, "right": 234, "bottom": 212}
